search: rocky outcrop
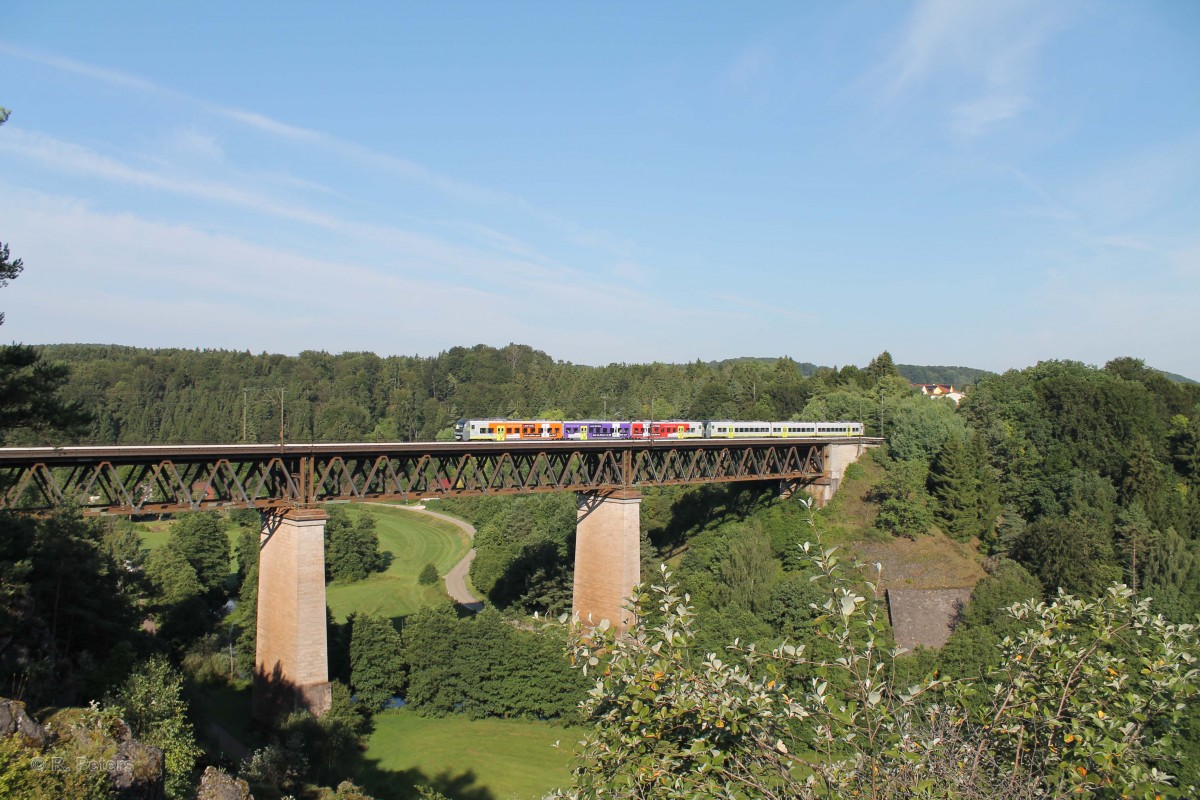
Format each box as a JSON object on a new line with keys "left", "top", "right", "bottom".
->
{"left": 0, "top": 697, "right": 49, "bottom": 745}
{"left": 0, "top": 697, "right": 166, "bottom": 800}
{"left": 196, "top": 766, "right": 253, "bottom": 800}
{"left": 44, "top": 707, "right": 166, "bottom": 800}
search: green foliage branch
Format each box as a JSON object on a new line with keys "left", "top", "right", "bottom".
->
{"left": 548, "top": 527, "right": 1199, "bottom": 799}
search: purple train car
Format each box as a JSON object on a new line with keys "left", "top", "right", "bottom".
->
{"left": 562, "top": 420, "right": 633, "bottom": 440}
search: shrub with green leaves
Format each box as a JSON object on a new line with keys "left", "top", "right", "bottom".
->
{"left": 105, "top": 657, "right": 202, "bottom": 800}
{"left": 547, "top": 527, "right": 1199, "bottom": 799}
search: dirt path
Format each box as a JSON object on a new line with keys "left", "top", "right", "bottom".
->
{"left": 396, "top": 505, "right": 484, "bottom": 612}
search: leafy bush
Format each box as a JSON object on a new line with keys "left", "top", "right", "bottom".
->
{"left": 105, "top": 657, "right": 202, "bottom": 800}
{"left": 547, "top": 535, "right": 1200, "bottom": 799}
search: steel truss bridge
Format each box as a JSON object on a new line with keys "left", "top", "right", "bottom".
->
{"left": 0, "top": 438, "right": 877, "bottom": 515}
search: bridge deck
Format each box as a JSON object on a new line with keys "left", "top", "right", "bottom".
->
{"left": 0, "top": 437, "right": 880, "bottom": 515}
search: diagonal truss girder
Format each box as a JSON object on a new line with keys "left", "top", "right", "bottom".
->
{"left": 0, "top": 438, "right": 856, "bottom": 515}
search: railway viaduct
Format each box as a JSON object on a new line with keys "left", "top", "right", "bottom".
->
{"left": 0, "top": 436, "right": 878, "bottom": 721}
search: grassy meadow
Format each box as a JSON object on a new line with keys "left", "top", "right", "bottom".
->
{"left": 359, "top": 711, "right": 583, "bottom": 800}
{"left": 324, "top": 504, "right": 470, "bottom": 621}
{"left": 137, "top": 520, "right": 173, "bottom": 551}
{"left": 139, "top": 505, "right": 581, "bottom": 799}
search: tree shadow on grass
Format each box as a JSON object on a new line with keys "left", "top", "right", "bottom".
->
{"left": 350, "top": 754, "right": 497, "bottom": 800}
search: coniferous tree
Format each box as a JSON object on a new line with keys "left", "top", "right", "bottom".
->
{"left": 971, "top": 432, "right": 1001, "bottom": 549}
{"left": 1169, "top": 412, "right": 1200, "bottom": 484}
{"left": 928, "top": 435, "right": 978, "bottom": 541}
{"left": 1012, "top": 516, "right": 1121, "bottom": 598}
{"left": 1143, "top": 528, "right": 1200, "bottom": 621}
{"left": 1114, "top": 503, "right": 1159, "bottom": 595}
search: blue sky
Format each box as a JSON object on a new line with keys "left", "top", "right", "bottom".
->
{"left": 1, "top": 1, "right": 1198, "bottom": 377}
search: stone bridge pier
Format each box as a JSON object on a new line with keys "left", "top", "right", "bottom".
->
{"left": 572, "top": 489, "right": 642, "bottom": 633}
{"left": 571, "top": 442, "right": 878, "bottom": 631}
{"left": 252, "top": 507, "right": 332, "bottom": 723}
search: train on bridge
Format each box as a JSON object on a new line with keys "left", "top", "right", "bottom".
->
{"left": 454, "top": 419, "right": 864, "bottom": 441}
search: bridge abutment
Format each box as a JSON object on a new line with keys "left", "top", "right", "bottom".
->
{"left": 253, "top": 507, "right": 332, "bottom": 723}
{"left": 805, "top": 441, "right": 876, "bottom": 507}
{"left": 573, "top": 489, "right": 641, "bottom": 633}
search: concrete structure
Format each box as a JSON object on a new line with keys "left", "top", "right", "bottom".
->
{"left": 253, "top": 507, "right": 332, "bottom": 722}
{"left": 806, "top": 441, "right": 877, "bottom": 507}
{"left": 573, "top": 489, "right": 642, "bottom": 633}
{"left": 887, "top": 588, "right": 973, "bottom": 651}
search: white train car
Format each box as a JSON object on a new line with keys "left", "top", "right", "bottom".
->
{"left": 705, "top": 421, "right": 774, "bottom": 438}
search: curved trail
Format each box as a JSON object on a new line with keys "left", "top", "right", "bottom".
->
{"left": 395, "top": 505, "right": 484, "bottom": 613}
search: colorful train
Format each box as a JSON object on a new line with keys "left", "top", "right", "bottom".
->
{"left": 454, "top": 419, "right": 864, "bottom": 441}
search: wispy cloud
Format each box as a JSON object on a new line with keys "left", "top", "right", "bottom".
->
{"left": 1, "top": 40, "right": 630, "bottom": 257}
{"left": 1069, "top": 134, "right": 1200, "bottom": 225}
{"left": 208, "top": 106, "right": 326, "bottom": 143}
{"left": 0, "top": 190, "right": 741, "bottom": 362}
{"left": 883, "top": 0, "right": 979, "bottom": 98}
{"left": 0, "top": 128, "right": 342, "bottom": 228}
{"left": 950, "top": 94, "right": 1029, "bottom": 137}
{"left": 0, "top": 41, "right": 167, "bottom": 95}
{"left": 874, "top": 0, "right": 1064, "bottom": 137}
{"left": 168, "top": 128, "right": 225, "bottom": 162}
{"left": 721, "top": 42, "right": 774, "bottom": 93}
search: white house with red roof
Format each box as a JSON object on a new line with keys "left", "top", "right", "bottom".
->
{"left": 911, "top": 384, "right": 965, "bottom": 404}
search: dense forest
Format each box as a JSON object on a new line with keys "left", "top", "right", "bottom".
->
{"left": 18, "top": 343, "right": 998, "bottom": 446}
{"left": 443, "top": 351, "right": 1200, "bottom": 797}
{"left": 3, "top": 341, "right": 1200, "bottom": 798}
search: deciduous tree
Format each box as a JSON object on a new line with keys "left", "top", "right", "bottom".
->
{"left": 872, "top": 457, "right": 934, "bottom": 539}
{"left": 105, "top": 656, "right": 202, "bottom": 800}
{"left": 171, "top": 512, "right": 230, "bottom": 597}
{"left": 349, "top": 613, "right": 405, "bottom": 711}
{"left": 326, "top": 508, "right": 384, "bottom": 583}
